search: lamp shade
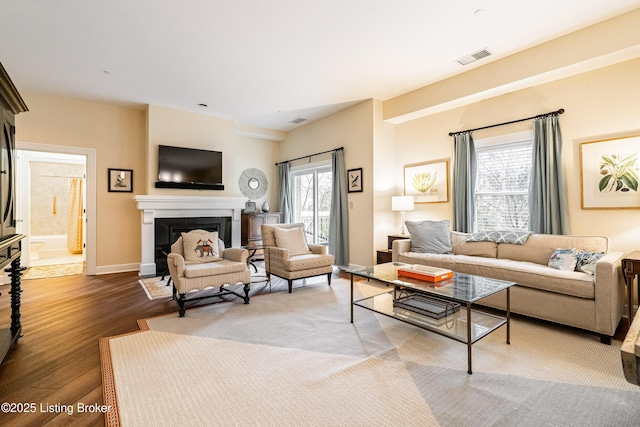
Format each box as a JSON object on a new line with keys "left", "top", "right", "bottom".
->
{"left": 392, "top": 195, "right": 414, "bottom": 212}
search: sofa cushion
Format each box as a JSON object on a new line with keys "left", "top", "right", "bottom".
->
{"left": 273, "top": 226, "right": 311, "bottom": 256}
{"left": 182, "top": 231, "right": 221, "bottom": 263}
{"left": 451, "top": 231, "right": 497, "bottom": 258}
{"left": 496, "top": 234, "right": 609, "bottom": 266}
{"left": 397, "top": 251, "right": 595, "bottom": 299}
{"left": 406, "top": 220, "right": 452, "bottom": 254}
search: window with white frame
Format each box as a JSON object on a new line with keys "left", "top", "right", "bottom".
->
{"left": 474, "top": 131, "right": 533, "bottom": 232}
{"left": 290, "top": 160, "right": 332, "bottom": 245}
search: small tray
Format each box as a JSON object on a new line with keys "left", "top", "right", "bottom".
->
{"left": 393, "top": 292, "right": 460, "bottom": 319}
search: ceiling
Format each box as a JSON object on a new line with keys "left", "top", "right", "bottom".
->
{"left": 1, "top": 1, "right": 639, "bottom": 132}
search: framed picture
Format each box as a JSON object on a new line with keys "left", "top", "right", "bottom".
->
{"left": 404, "top": 159, "right": 449, "bottom": 203}
{"left": 580, "top": 134, "right": 640, "bottom": 209}
{"left": 108, "top": 168, "right": 133, "bottom": 193}
{"left": 347, "top": 168, "right": 363, "bottom": 193}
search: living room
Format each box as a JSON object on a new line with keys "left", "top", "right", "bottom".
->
{"left": 1, "top": 2, "right": 640, "bottom": 426}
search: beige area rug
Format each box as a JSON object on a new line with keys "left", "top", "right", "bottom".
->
{"left": 138, "top": 267, "right": 271, "bottom": 300}
{"left": 102, "top": 279, "right": 640, "bottom": 427}
{"left": 22, "top": 262, "right": 84, "bottom": 280}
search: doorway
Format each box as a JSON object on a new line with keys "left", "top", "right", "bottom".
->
{"left": 15, "top": 142, "right": 97, "bottom": 275}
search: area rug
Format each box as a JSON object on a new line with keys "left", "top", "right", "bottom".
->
{"left": 138, "top": 267, "right": 272, "bottom": 301}
{"left": 22, "top": 262, "right": 84, "bottom": 280}
{"left": 102, "top": 279, "right": 640, "bottom": 426}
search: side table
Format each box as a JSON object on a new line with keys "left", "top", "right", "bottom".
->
{"left": 376, "top": 249, "right": 392, "bottom": 264}
{"left": 623, "top": 251, "right": 640, "bottom": 326}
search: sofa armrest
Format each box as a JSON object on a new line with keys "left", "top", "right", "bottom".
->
{"left": 308, "top": 244, "right": 328, "bottom": 255}
{"left": 222, "top": 248, "right": 248, "bottom": 263}
{"left": 392, "top": 239, "right": 411, "bottom": 262}
{"left": 594, "top": 250, "right": 626, "bottom": 336}
{"left": 167, "top": 252, "right": 186, "bottom": 279}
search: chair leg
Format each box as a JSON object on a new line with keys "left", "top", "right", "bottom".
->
{"left": 288, "top": 279, "right": 293, "bottom": 293}
{"left": 243, "top": 283, "right": 250, "bottom": 304}
{"left": 327, "top": 273, "right": 332, "bottom": 286}
{"left": 177, "top": 294, "right": 187, "bottom": 317}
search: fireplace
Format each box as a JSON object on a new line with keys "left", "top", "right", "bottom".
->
{"left": 134, "top": 195, "right": 246, "bottom": 277}
{"left": 154, "top": 217, "right": 231, "bottom": 277}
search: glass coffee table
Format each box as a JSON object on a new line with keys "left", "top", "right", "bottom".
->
{"left": 348, "top": 262, "right": 515, "bottom": 374}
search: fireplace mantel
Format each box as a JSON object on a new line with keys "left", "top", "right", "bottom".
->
{"left": 134, "top": 195, "right": 246, "bottom": 277}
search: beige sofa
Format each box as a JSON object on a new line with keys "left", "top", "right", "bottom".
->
{"left": 392, "top": 231, "right": 626, "bottom": 343}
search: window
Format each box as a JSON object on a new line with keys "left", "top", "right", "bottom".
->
{"left": 475, "top": 132, "right": 533, "bottom": 232}
{"left": 290, "top": 161, "right": 332, "bottom": 245}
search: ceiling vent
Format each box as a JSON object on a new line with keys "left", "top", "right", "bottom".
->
{"left": 456, "top": 48, "right": 492, "bottom": 66}
{"left": 290, "top": 117, "right": 307, "bottom": 124}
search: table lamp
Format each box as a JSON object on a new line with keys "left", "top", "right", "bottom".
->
{"left": 391, "top": 195, "right": 414, "bottom": 235}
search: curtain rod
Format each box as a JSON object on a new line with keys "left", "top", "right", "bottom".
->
{"left": 275, "top": 147, "right": 343, "bottom": 166}
{"left": 448, "top": 108, "right": 564, "bottom": 137}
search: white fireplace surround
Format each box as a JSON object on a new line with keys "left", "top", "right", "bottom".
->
{"left": 134, "top": 195, "right": 246, "bottom": 277}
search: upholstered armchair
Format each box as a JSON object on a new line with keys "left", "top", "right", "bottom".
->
{"left": 167, "top": 229, "right": 251, "bottom": 317}
{"left": 261, "top": 223, "right": 334, "bottom": 293}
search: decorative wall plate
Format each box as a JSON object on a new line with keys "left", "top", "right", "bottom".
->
{"left": 238, "top": 168, "right": 268, "bottom": 200}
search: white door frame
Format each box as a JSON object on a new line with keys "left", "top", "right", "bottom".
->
{"left": 16, "top": 141, "right": 97, "bottom": 275}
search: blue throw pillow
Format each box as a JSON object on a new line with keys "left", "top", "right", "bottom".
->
{"left": 405, "top": 220, "right": 452, "bottom": 254}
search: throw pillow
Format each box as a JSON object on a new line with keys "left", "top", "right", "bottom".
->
{"left": 575, "top": 250, "right": 605, "bottom": 275}
{"left": 548, "top": 248, "right": 578, "bottom": 271}
{"left": 273, "top": 227, "right": 311, "bottom": 256}
{"left": 405, "top": 219, "right": 452, "bottom": 254}
{"left": 466, "top": 230, "right": 532, "bottom": 245}
{"left": 182, "top": 231, "right": 220, "bottom": 263}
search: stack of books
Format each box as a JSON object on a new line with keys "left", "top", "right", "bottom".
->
{"left": 397, "top": 264, "right": 454, "bottom": 282}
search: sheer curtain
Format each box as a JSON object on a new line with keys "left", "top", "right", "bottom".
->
{"left": 329, "top": 149, "right": 349, "bottom": 266}
{"left": 529, "top": 115, "right": 569, "bottom": 234}
{"left": 277, "top": 162, "right": 293, "bottom": 223}
{"left": 452, "top": 132, "right": 476, "bottom": 233}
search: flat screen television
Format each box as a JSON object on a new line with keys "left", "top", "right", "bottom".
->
{"left": 155, "top": 145, "right": 224, "bottom": 190}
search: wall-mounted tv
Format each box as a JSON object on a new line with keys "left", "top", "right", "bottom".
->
{"left": 155, "top": 145, "right": 224, "bottom": 190}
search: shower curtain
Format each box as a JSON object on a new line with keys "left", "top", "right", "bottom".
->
{"left": 67, "top": 178, "right": 83, "bottom": 254}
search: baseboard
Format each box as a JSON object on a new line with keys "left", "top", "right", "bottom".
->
{"left": 94, "top": 263, "right": 140, "bottom": 275}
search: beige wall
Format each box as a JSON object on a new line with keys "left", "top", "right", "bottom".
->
{"left": 280, "top": 100, "right": 375, "bottom": 266}
{"left": 393, "top": 58, "right": 640, "bottom": 254}
{"left": 16, "top": 92, "right": 146, "bottom": 268}
{"left": 146, "top": 105, "right": 279, "bottom": 205}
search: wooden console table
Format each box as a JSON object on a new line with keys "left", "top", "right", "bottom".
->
{"left": 623, "top": 251, "right": 640, "bottom": 326}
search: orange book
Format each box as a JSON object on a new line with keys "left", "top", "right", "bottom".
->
{"left": 397, "top": 265, "right": 454, "bottom": 282}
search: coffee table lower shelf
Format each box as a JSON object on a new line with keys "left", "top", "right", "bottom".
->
{"left": 353, "top": 291, "right": 508, "bottom": 373}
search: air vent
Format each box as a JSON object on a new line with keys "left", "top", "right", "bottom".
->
{"left": 290, "top": 117, "right": 307, "bottom": 124}
{"left": 456, "top": 48, "right": 492, "bottom": 66}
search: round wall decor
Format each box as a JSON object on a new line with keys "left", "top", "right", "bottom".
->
{"left": 238, "top": 168, "right": 268, "bottom": 200}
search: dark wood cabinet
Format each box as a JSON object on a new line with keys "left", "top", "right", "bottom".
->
{"left": 241, "top": 211, "right": 282, "bottom": 245}
{"left": 0, "top": 62, "right": 28, "bottom": 366}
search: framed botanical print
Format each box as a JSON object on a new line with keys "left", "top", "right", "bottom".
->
{"left": 347, "top": 168, "right": 363, "bottom": 193}
{"left": 580, "top": 134, "right": 640, "bottom": 209}
{"left": 404, "top": 159, "right": 449, "bottom": 203}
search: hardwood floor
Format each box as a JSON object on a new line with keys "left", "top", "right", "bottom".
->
{"left": 0, "top": 271, "right": 176, "bottom": 426}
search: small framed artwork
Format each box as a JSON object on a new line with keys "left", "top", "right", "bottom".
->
{"left": 404, "top": 159, "right": 449, "bottom": 203}
{"left": 347, "top": 168, "right": 363, "bottom": 193}
{"left": 108, "top": 168, "right": 133, "bottom": 193}
{"left": 244, "top": 201, "right": 256, "bottom": 213}
{"left": 580, "top": 134, "right": 640, "bottom": 209}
